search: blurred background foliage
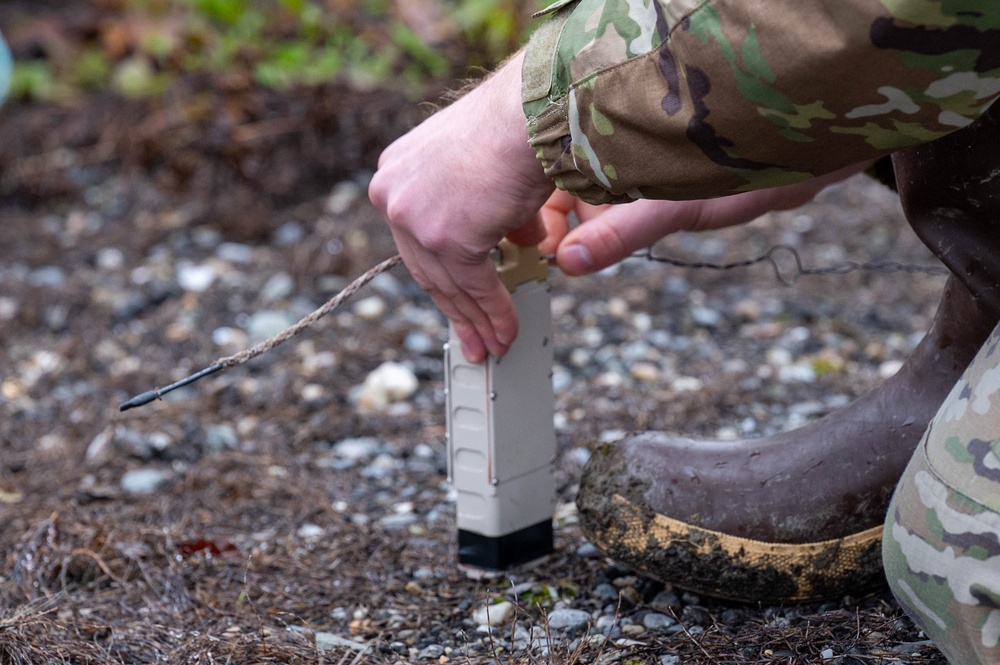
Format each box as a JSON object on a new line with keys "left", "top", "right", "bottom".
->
{"left": 4, "top": 0, "right": 550, "bottom": 102}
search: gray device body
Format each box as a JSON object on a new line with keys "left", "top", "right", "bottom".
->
{"left": 445, "top": 242, "right": 556, "bottom": 572}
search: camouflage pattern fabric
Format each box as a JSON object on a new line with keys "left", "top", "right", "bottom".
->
{"left": 883, "top": 322, "right": 1000, "bottom": 664}
{"left": 521, "top": 0, "right": 1000, "bottom": 204}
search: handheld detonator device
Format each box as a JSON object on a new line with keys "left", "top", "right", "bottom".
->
{"left": 445, "top": 240, "right": 556, "bottom": 573}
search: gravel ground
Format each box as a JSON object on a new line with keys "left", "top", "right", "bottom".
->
{"left": 0, "top": 80, "right": 952, "bottom": 663}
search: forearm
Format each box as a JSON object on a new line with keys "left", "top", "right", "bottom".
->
{"left": 522, "top": 0, "right": 1000, "bottom": 204}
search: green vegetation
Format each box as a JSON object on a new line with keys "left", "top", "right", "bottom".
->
{"left": 7, "top": 0, "right": 548, "bottom": 102}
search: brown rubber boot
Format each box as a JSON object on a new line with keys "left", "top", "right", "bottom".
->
{"left": 578, "top": 102, "right": 1000, "bottom": 603}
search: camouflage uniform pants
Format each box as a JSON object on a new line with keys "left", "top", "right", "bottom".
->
{"left": 884, "top": 323, "right": 1000, "bottom": 664}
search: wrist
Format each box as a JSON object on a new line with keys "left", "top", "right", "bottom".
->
{"left": 481, "top": 51, "right": 553, "bottom": 196}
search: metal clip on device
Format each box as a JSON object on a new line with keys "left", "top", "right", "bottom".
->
{"left": 445, "top": 239, "right": 556, "bottom": 575}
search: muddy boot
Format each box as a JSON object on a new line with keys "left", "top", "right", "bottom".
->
{"left": 578, "top": 103, "right": 1000, "bottom": 603}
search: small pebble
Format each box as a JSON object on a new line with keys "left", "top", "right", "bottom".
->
{"left": 671, "top": 376, "right": 703, "bottom": 393}
{"left": 353, "top": 296, "right": 387, "bottom": 320}
{"left": 205, "top": 425, "right": 240, "bottom": 450}
{"left": 332, "top": 437, "right": 382, "bottom": 460}
{"left": 378, "top": 513, "right": 418, "bottom": 530}
{"left": 592, "top": 583, "right": 618, "bottom": 602}
{"left": 260, "top": 272, "right": 295, "bottom": 302}
{"left": 417, "top": 644, "right": 445, "bottom": 660}
{"left": 121, "top": 468, "right": 170, "bottom": 494}
{"left": 630, "top": 362, "right": 660, "bottom": 382}
{"left": 545, "top": 609, "right": 590, "bottom": 631}
{"left": 690, "top": 305, "right": 722, "bottom": 328}
{"left": 643, "top": 613, "right": 675, "bottom": 630}
{"left": 247, "top": 310, "right": 296, "bottom": 342}
{"left": 216, "top": 242, "right": 255, "bottom": 263}
{"left": 297, "top": 523, "right": 324, "bottom": 539}
{"left": 404, "top": 331, "right": 436, "bottom": 355}
{"left": 28, "top": 266, "right": 66, "bottom": 288}
{"left": 176, "top": 262, "right": 216, "bottom": 292}
{"left": 472, "top": 601, "right": 514, "bottom": 626}
{"left": 273, "top": 222, "right": 305, "bottom": 245}
{"left": 355, "top": 362, "right": 418, "bottom": 412}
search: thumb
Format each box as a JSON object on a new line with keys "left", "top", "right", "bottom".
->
{"left": 556, "top": 199, "right": 686, "bottom": 275}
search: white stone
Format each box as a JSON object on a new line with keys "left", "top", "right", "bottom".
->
{"left": 353, "top": 296, "right": 386, "bottom": 320}
{"left": 779, "top": 363, "right": 816, "bottom": 383}
{"left": 297, "top": 523, "right": 325, "bottom": 539}
{"left": 86, "top": 427, "right": 114, "bottom": 463}
{"left": 300, "top": 383, "right": 325, "bottom": 402}
{"left": 96, "top": 247, "right": 125, "bottom": 270}
{"left": 121, "top": 468, "right": 170, "bottom": 494}
{"left": 671, "top": 376, "right": 703, "bottom": 393}
{"left": 332, "top": 437, "right": 382, "bottom": 460}
{"left": 355, "top": 362, "right": 418, "bottom": 412}
{"left": 176, "top": 262, "right": 217, "bottom": 292}
{"left": 472, "top": 600, "right": 515, "bottom": 626}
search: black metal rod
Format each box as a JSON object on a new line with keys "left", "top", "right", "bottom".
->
{"left": 119, "top": 363, "right": 223, "bottom": 412}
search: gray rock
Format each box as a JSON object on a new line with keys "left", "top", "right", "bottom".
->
{"left": 247, "top": 310, "right": 295, "bottom": 342}
{"left": 121, "top": 468, "right": 170, "bottom": 494}
{"left": 417, "top": 644, "right": 445, "bottom": 660}
{"left": 273, "top": 222, "right": 305, "bottom": 245}
{"left": 651, "top": 589, "right": 681, "bottom": 610}
{"left": 592, "top": 583, "right": 619, "bottom": 603}
{"left": 215, "top": 242, "right": 254, "bottom": 263}
{"left": 260, "top": 272, "right": 295, "bottom": 302}
{"left": 404, "top": 331, "right": 435, "bottom": 355}
{"left": 205, "top": 424, "right": 239, "bottom": 451}
{"left": 333, "top": 436, "right": 382, "bottom": 461}
{"left": 690, "top": 305, "right": 722, "bottom": 328}
{"left": 545, "top": 608, "right": 590, "bottom": 631}
{"left": 377, "top": 513, "right": 418, "bottom": 530}
{"left": 312, "top": 631, "right": 365, "bottom": 652}
{"left": 28, "top": 266, "right": 66, "bottom": 288}
{"left": 114, "top": 427, "right": 159, "bottom": 460}
{"left": 642, "top": 613, "right": 675, "bottom": 630}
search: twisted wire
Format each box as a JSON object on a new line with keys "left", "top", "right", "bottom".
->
{"left": 639, "top": 244, "right": 948, "bottom": 286}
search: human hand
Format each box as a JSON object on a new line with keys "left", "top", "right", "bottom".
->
{"left": 369, "top": 51, "right": 554, "bottom": 363}
{"left": 540, "top": 162, "right": 873, "bottom": 276}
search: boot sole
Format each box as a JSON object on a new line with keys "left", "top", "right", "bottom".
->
{"left": 581, "top": 493, "right": 885, "bottom": 603}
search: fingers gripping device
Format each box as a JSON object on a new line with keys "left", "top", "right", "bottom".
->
{"left": 445, "top": 240, "right": 556, "bottom": 573}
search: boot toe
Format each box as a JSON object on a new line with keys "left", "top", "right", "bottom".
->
{"left": 577, "top": 435, "right": 886, "bottom": 603}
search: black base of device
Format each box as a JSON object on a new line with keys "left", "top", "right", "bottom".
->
{"left": 458, "top": 520, "right": 553, "bottom": 570}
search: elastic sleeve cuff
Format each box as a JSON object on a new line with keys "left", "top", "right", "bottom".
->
{"left": 520, "top": 1, "right": 631, "bottom": 205}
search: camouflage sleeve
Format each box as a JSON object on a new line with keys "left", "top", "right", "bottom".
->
{"left": 521, "top": 0, "right": 1000, "bottom": 204}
